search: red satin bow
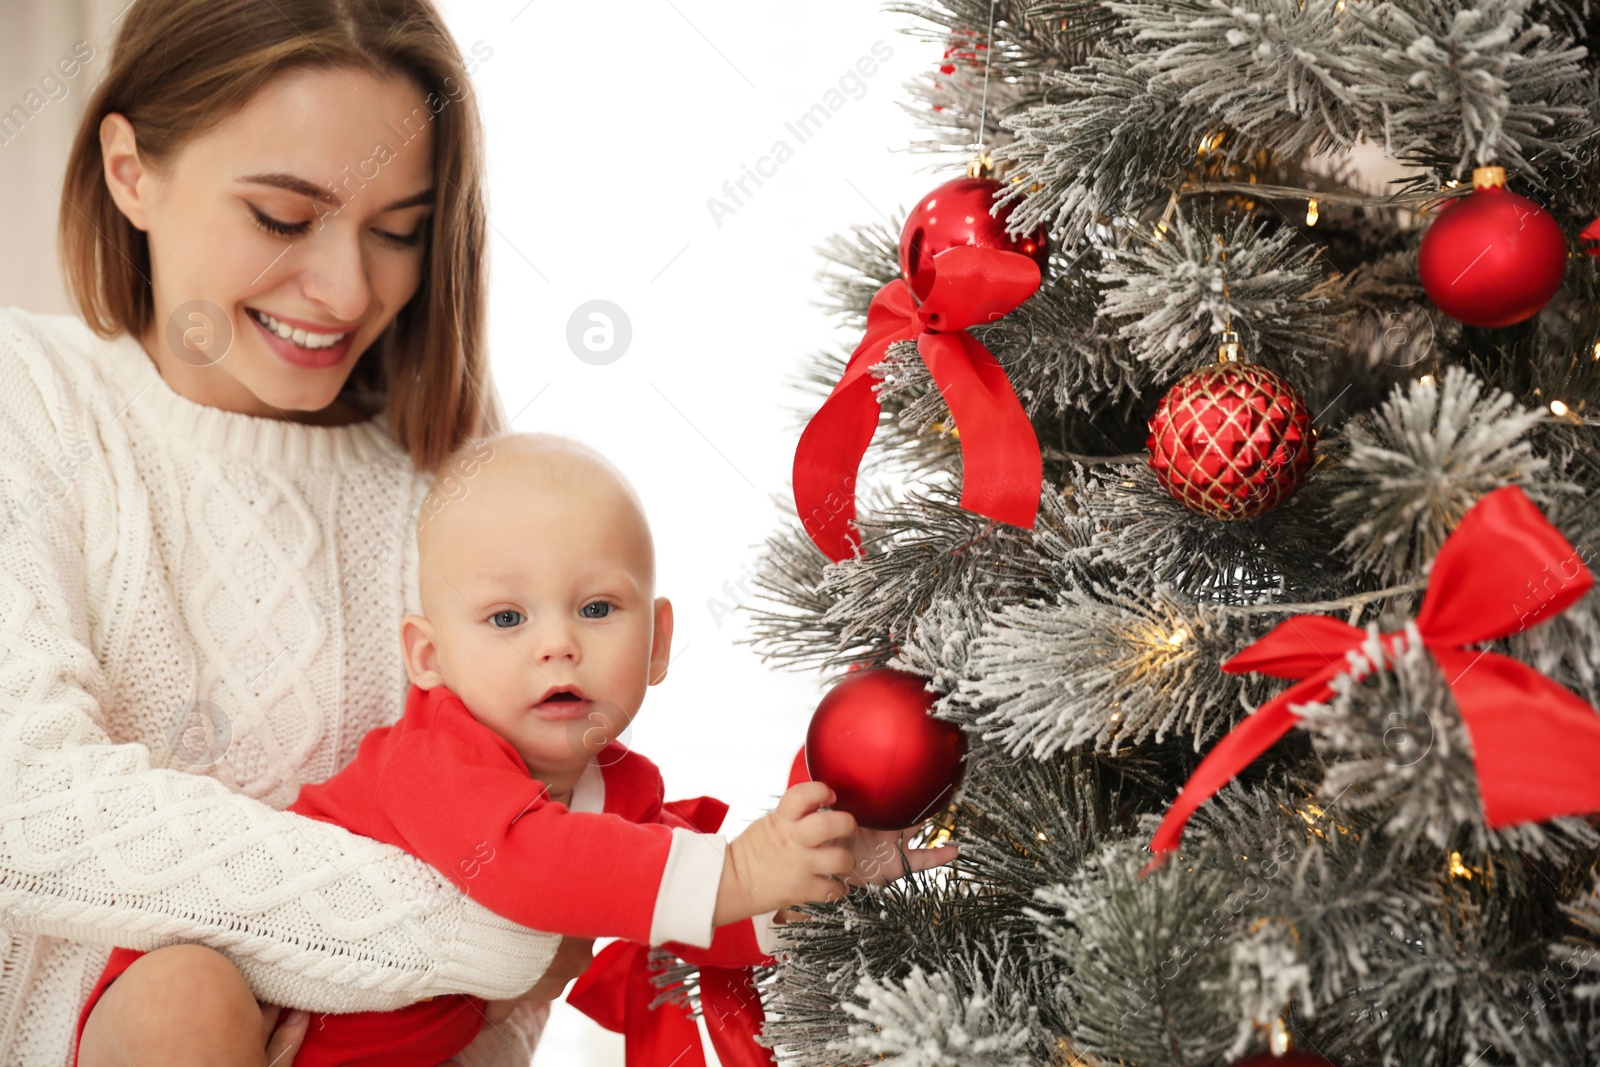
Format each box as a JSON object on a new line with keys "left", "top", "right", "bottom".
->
{"left": 792, "top": 244, "right": 1044, "bottom": 563}
{"left": 1148, "top": 485, "right": 1600, "bottom": 862}
{"left": 566, "top": 796, "right": 777, "bottom": 1067}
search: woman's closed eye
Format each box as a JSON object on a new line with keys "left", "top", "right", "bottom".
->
{"left": 247, "top": 204, "right": 424, "bottom": 247}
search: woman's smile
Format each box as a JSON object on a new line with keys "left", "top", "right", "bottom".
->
{"left": 245, "top": 306, "right": 358, "bottom": 369}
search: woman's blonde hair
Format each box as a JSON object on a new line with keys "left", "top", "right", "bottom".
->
{"left": 57, "top": 0, "right": 507, "bottom": 472}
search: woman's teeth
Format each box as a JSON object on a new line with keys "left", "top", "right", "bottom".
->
{"left": 248, "top": 308, "right": 351, "bottom": 350}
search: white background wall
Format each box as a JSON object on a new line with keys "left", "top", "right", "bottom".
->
{"left": 0, "top": 2, "right": 949, "bottom": 1063}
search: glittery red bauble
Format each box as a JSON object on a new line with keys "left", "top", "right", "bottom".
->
{"left": 804, "top": 668, "right": 968, "bottom": 831}
{"left": 899, "top": 177, "right": 1049, "bottom": 302}
{"left": 1418, "top": 182, "right": 1566, "bottom": 327}
{"left": 1146, "top": 363, "right": 1314, "bottom": 520}
{"left": 1231, "top": 1052, "right": 1337, "bottom": 1066}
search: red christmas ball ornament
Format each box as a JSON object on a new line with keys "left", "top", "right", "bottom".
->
{"left": 1146, "top": 337, "right": 1314, "bottom": 520}
{"left": 1418, "top": 165, "right": 1566, "bottom": 327}
{"left": 899, "top": 175, "right": 1049, "bottom": 303}
{"left": 804, "top": 667, "right": 968, "bottom": 831}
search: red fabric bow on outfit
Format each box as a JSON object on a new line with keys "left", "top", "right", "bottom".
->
{"left": 792, "top": 244, "right": 1044, "bottom": 563}
{"left": 566, "top": 796, "right": 776, "bottom": 1067}
{"left": 1148, "top": 485, "right": 1600, "bottom": 862}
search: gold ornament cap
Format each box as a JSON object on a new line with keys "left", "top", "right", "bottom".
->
{"left": 1217, "top": 330, "right": 1242, "bottom": 363}
{"left": 967, "top": 152, "right": 996, "bottom": 180}
{"left": 1472, "top": 165, "right": 1507, "bottom": 190}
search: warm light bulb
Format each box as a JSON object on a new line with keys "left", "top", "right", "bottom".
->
{"left": 1420, "top": 373, "right": 1436, "bottom": 386}
{"left": 1167, "top": 628, "right": 1188, "bottom": 646}
{"left": 1551, "top": 400, "right": 1569, "bottom": 417}
{"left": 1305, "top": 198, "right": 1319, "bottom": 225}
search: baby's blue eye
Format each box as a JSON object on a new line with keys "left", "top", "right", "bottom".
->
{"left": 489, "top": 610, "right": 524, "bottom": 628}
{"left": 581, "top": 602, "right": 613, "bottom": 620}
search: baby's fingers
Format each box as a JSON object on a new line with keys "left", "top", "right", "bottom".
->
{"left": 797, "top": 809, "right": 857, "bottom": 847}
{"left": 775, "top": 781, "right": 835, "bottom": 821}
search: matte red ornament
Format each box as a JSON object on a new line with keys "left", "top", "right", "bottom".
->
{"left": 804, "top": 668, "right": 968, "bottom": 831}
{"left": 899, "top": 177, "right": 1049, "bottom": 302}
{"left": 1146, "top": 354, "right": 1314, "bottom": 520}
{"left": 1231, "top": 1053, "right": 1336, "bottom": 1066}
{"left": 1418, "top": 166, "right": 1566, "bottom": 327}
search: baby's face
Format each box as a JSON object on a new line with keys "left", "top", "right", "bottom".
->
{"left": 402, "top": 458, "right": 672, "bottom": 784}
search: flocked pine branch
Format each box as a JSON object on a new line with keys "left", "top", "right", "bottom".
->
{"left": 1096, "top": 204, "right": 1335, "bottom": 377}
{"left": 1326, "top": 366, "right": 1550, "bottom": 584}
{"left": 954, "top": 577, "right": 1268, "bottom": 759}
{"left": 829, "top": 935, "right": 1057, "bottom": 1067}
{"left": 1350, "top": 0, "right": 1591, "bottom": 178}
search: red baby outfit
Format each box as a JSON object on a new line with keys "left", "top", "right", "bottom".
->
{"left": 74, "top": 683, "right": 776, "bottom": 1067}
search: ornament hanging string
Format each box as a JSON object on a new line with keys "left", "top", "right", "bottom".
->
{"left": 975, "top": 0, "right": 996, "bottom": 155}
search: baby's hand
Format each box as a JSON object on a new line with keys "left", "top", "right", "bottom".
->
{"left": 712, "top": 781, "right": 856, "bottom": 926}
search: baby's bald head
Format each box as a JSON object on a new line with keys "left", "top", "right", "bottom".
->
{"left": 415, "top": 433, "right": 656, "bottom": 620}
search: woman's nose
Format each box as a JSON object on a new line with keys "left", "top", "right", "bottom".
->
{"left": 299, "top": 228, "right": 373, "bottom": 325}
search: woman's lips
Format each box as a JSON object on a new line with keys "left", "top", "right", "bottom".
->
{"left": 532, "top": 698, "right": 592, "bottom": 721}
{"left": 246, "top": 308, "right": 355, "bottom": 369}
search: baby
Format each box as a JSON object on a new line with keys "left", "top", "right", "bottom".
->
{"left": 76, "top": 431, "right": 958, "bottom": 1067}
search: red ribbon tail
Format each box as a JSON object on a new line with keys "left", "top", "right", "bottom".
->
{"left": 1222, "top": 615, "right": 1366, "bottom": 679}
{"left": 567, "top": 942, "right": 708, "bottom": 1067}
{"left": 700, "top": 968, "right": 778, "bottom": 1067}
{"left": 1147, "top": 677, "right": 1332, "bottom": 860}
{"left": 792, "top": 281, "right": 920, "bottom": 564}
{"left": 1434, "top": 648, "right": 1600, "bottom": 827}
{"left": 566, "top": 941, "right": 643, "bottom": 1033}
{"left": 917, "top": 331, "right": 1041, "bottom": 529}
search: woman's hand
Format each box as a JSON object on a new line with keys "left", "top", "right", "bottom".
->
{"left": 482, "top": 934, "right": 596, "bottom": 1024}
{"left": 257, "top": 1001, "right": 309, "bottom": 1066}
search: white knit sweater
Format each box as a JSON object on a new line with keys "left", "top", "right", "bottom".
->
{"left": 0, "top": 308, "right": 563, "bottom": 1066}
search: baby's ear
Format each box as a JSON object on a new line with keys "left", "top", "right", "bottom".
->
{"left": 399, "top": 614, "right": 444, "bottom": 689}
{"left": 648, "top": 597, "right": 674, "bottom": 685}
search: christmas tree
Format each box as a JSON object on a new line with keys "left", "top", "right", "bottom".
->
{"left": 670, "top": 3, "right": 1600, "bottom": 1066}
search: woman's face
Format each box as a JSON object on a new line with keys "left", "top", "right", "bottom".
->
{"left": 101, "top": 66, "right": 437, "bottom": 422}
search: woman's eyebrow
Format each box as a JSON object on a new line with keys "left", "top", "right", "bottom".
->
{"left": 236, "top": 171, "right": 434, "bottom": 212}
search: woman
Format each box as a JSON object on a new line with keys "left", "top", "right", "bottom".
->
{"left": 0, "top": 1, "right": 585, "bottom": 1063}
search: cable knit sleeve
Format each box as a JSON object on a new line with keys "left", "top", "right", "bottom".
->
{"left": 0, "top": 322, "right": 560, "bottom": 1015}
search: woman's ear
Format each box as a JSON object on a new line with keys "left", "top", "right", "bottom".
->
{"left": 648, "top": 597, "right": 674, "bottom": 686}
{"left": 99, "top": 112, "right": 154, "bottom": 232}
{"left": 399, "top": 614, "right": 444, "bottom": 689}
